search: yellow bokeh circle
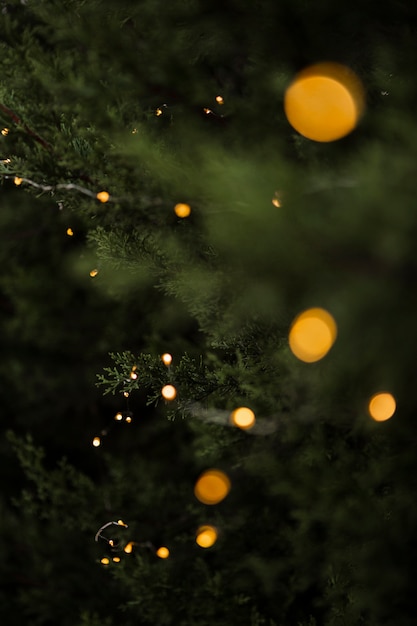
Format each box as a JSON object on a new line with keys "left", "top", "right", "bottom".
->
{"left": 156, "top": 546, "right": 170, "bottom": 559}
{"left": 194, "top": 469, "right": 231, "bottom": 505}
{"left": 284, "top": 62, "right": 364, "bottom": 142}
{"left": 230, "top": 407, "right": 256, "bottom": 430}
{"left": 368, "top": 392, "right": 396, "bottom": 422}
{"left": 289, "top": 307, "right": 337, "bottom": 363}
{"left": 196, "top": 525, "right": 218, "bottom": 548}
{"left": 161, "top": 384, "right": 177, "bottom": 400}
{"left": 174, "top": 203, "right": 191, "bottom": 218}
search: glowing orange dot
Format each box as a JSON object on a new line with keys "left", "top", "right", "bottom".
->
{"left": 96, "top": 191, "right": 110, "bottom": 203}
{"left": 90, "top": 268, "right": 99, "bottom": 277}
{"left": 156, "top": 546, "right": 170, "bottom": 559}
{"left": 124, "top": 542, "right": 134, "bottom": 554}
{"left": 115, "top": 412, "right": 123, "bottom": 421}
{"left": 130, "top": 371, "right": 138, "bottom": 380}
{"left": 161, "top": 353, "right": 173, "bottom": 366}
{"left": 230, "top": 407, "right": 256, "bottom": 430}
{"left": 155, "top": 108, "right": 163, "bottom": 116}
{"left": 174, "top": 203, "right": 191, "bottom": 218}
{"left": 92, "top": 437, "right": 101, "bottom": 447}
{"left": 368, "top": 392, "right": 396, "bottom": 422}
{"left": 66, "top": 228, "right": 74, "bottom": 236}
{"left": 117, "top": 520, "right": 128, "bottom": 527}
{"left": 125, "top": 415, "right": 132, "bottom": 423}
{"left": 112, "top": 557, "right": 121, "bottom": 563}
{"left": 194, "top": 469, "right": 231, "bottom": 505}
{"left": 14, "top": 176, "right": 23, "bottom": 185}
{"left": 215, "top": 95, "right": 224, "bottom": 104}
{"left": 100, "top": 557, "right": 110, "bottom": 565}
{"left": 284, "top": 62, "right": 364, "bottom": 142}
{"left": 162, "top": 384, "right": 177, "bottom": 401}
{"left": 289, "top": 307, "right": 337, "bottom": 363}
{"left": 196, "top": 525, "right": 218, "bottom": 548}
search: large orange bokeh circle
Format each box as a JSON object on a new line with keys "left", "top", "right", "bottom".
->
{"left": 194, "top": 469, "right": 231, "bottom": 505}
{"left": 284, "top": 63, "right": 364, "bottom": 142}
{"left": 289, "top": 307, "right": 337, "bottom": 363}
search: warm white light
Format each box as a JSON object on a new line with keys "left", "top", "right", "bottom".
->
{"left": 100, "top": 557, "right": 110, "bottom": 565}
{"left": 90, "top": 268, "right": 99, "bottom": 277}
{"left": 196, "top": 525, "right": 218, "bottom": 548}
{"left": 162, "top": 384, "right": 177, "bottom": 400}
{"left": 96, "top": 191, "right": 110, "bottom": 203}
{"left": 368, "top": 392, "right": 396, "bottom": 422}
{"left": 161, "top": 353, "right": 173, "bottom": 366}
{"left": 125, "top": 415, "right": 132, "bottom": 423}
{"left": 230, "top": 407, "right": 256, "bottom": 430}
{"left": 115, "top": 412, "right": 123, "bottom": 421}
{"left": 92, "top": 437, "right": 101, "bottom": 447}
{"left": 66, "top": 228, "right": 74, "bottom": 236}
{"left": 156, "top": 546, "right": 170, "bottom": 559}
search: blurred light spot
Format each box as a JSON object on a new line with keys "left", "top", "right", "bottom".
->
{"left": 155, "top": 108, "right": 163, "bottom": 116}
{"left": 100, "top": 557, "right": 110, "bottom": 565}
{"left": 215, "top": 95, "right": 224, "bottom": 104}
{"left": 284, "top": 62, "right": 364, "bottom": 142}
{"left": 203, "top": 107, "right": 213, "bottom": 115}
{"left": 90, "top": 269, "right": 99, "bottom": 277}
{"left": 117, "top": 520, "right": 128, "bottom": 527}
{"left": 230, "top": 407, "right": 256, "bottom": 430}
{"left": 125, "top": 415, "right": 132, "bottom": 423}
{"left": 156, "top": 546, "right": 170, "bottom": 559}
{"left": 66, "top": 228, "right": 74, "bottom": 236}
{"left": 123, "top": 392, "right": 130, "bottom": 398}
{"left": 289, "top": 307, "right": 337, "bottom": 362}
{"left": 96, "top": 191, "right": 110, "bottom": 203}
{"left": 92, "top": 437, "right": 101, "bottom": 447}
{"left": 124, "top": 542, "right": 134, "bottom": 554}
{"left": 162, "top": 384, "right": 177, "bottom": 400}
{"left": 130, "top": 371, "right": 138, "bottom": 380}
{"left": 161, "top": 353, "right": 173, "bottom": 366}
{"left": 368, "top": 392, "right": 396, "bottom": 422}
{"left": 196, "top": 525, "right": 218, "bottom": 548}
{"left": 1, "top": 128, "right": 9, "bottom": 135}
{"left": 115, "top": 412, "right": 123, "bottom": 421}
{"left": 112, "top": 557, "right": 121, "bottom": 563}
{"left": 132, "top": 128, "right": 138, "bottom": 134}
{"left": 174, "top": 203, "right": 191, "bottom": 218}
{"left": 14, "top": 176, "right": 23, "bottom": 185}
{"left": 194, "top": 469, "right": 231, "bottom": 505}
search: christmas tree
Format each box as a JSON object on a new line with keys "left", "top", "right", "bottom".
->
{"left": 1, "top": 1, "right": 417, "bottom": 624}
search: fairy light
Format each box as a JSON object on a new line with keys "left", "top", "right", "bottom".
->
{"left": 117, "top": 520, "right": 128, "bottom": 527}
{"left": 194, "top": 469, "right": 231, "bottom": 505}
{"left": 196, "top": 525, "right": 218, "bottom": 548}
{"left": 100, "top": 557, "right": 110, "bottom": 565}
{"left": 90, "top": 269, "right": 99, "bottom": 277}
{"left": 123, "top": 391, "right": 130, "bottom": 398}
{"left": 92, "top": 437, "right": 101, "bottom": 447}
{"left": 14, "top": 176, "right": 23, "bottom": 185}
{"left": 161, "top": 353, "right": 173, "bottom": 366}
{"left": 289, "top": 307, "right": 337, "bottom": 363}
{"left": 1, "top": 128, "right": 9, "bottom": 136}
{"left": 109, "top": 539, "right": 115, "bottom": 547}
{"left": 272, "top": 192, "right": 282, "bottom": 208}
{"left": 66, "top": 228, "right": 74, "bottom": 236}
{"left": 215, "top": 95, "right": 224, "bottom": 104}
{"left": 155, "top": 108, "right": 163, "bottom": 116}
{"left": 174, "top": 203, "right": 191, "bottom": 218}
{"left": 130, "top": 371, "right": 138, "bottom": 380}
{"left": 368, "top": 392, "right": 396, "bottom": 422}
{"left": 156, "top": 546, "right": 170, "bottom": 559}
{"left": 1, "top": 158, "right": 11, "bottom": 164}
{"left": 203, "top": 108, "right": 213, "bottom": 115}
{"left": 162, "top": 384, "right": 177, "bottom": 401}
{"left": 132, "top": 128, "right": 138, "bottom": 134}
{"left": 96, "top": 191, "right": 110, "bottom": 203}
{"left": 125, "top": 415, "right": 132, "bottom": 423}
{"left": 124, "top": 542, "right": 134, "bottom": 553}
{"left": 112, "top": 557, "right": 121, "bottom": 563}
{"left": 114, "top": 412, "right": 123, "bottom": 421}
{"left": 230, "top": 407, "right": 256, "bottom": 430}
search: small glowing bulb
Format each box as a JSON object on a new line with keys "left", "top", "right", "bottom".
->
{"left": 14, "top": 176, "right": 23, "bottom": 185}
{"left": 174, "top": 203, "right": 191, "bottom": 218}
{"left": 132, "top": 128, "right": 138, "bottom": 134}
{"left": 1, "top": 128, "right": 9, "bottom": 136}
{"left": 162, "top": 384, "right": 177, "bottom": 401}
{"left": 90, "top": 268, "right": 99, "bottom": 277}
{"left": 230, "top": 407, "right": 256, "bottom": 430}
{"left": 124, "top": 542, "right": 134, "bottom": 554}
{"left": 289, "top": 307, "right": 337, "bottom": 363}
{"left": 156, "top": 546, "right": 170, "bottom": 559}
{"left": 215, "top": 95, "right": 224, "bottom": 104}
{"left": 66, "top": 228, "right": 74, "bottom": 236}
{"left": 114, "top": 412, "right": 123, "bottom": 421}
{"left": 109, "top": 539, "right": 115, "bottom": 547}
{"left": 112, "top": 557, "right": 121, "bottom": 563}
{"left": 203, "top": 108, "right": 212, "bottom": 115}
{"left": 196, "top": 525, "right": 218, "bottom": 548}
{"left": 117, "top": 520, "right": 128, "bottom": 527}
{"left": 123, "top": 391, "right": 130, "bottom": 398}
{"left": 155, "top": 108, "right": 163, "bottom": 116}
{"left": 194, "top": 469, "right": 231, "bottom": 505}
{"left": 272, "top": 193, "right": 282, "bottom": 208}
{"left": 100, "top": 557, "right": 110, "bottom": 565}
{"left": 368, "top": 392, "right": 396, "bottom": 422}
{"left": 96, "top": 191, "right": 110, "bottom": 203}
{"left": 130, "top": 371, "right": 138, "bottom": 380}
{"left": 92, "top": 437, "right": 101, "bottom": 447}
{"left": 125, "top": 415, "right": 132, "bottom": 423}
{"left": 161, "top": 353, "right": 173, "bottom": 366}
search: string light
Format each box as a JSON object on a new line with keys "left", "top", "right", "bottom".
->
{"left": 162, "top": 384, "right": 177, "bottom": 400}
{"left": 368, "top": 392, "right": 396, "bottom": 422}
{"left": 215, "top": 95, "right": 224, "bottom": 104}
{"left": 100, "top": 557, "right": 110, "bottom": 565}
{"left": 90, "top": 269, "right": 99, "bottom": 277}
{"left": 161, "top": 353, "right": 173, "bottom": 366}
{"left": 66, "top": 228, "right": 74, "bottom": 236}
{"left": 1, "top": 158, "right": 11, "bottom": 164}
{"left": 174, "top": 203, "right": 191, "bottom": 218}
{"left": 132, "top": 128, "right": 138, "bottom": 134}
{"left": 14, "top": 176, "right": 23, "bottom": 185}
{"left": 117, "top": 520, "right": 128, "bottom": 527}
{"left": 125, "top": 415, "right": 132, "bottom": 423}
{"left": 96, "top": 191, "right": 110, "bottom": 203}
{"left": 92, "top": 437, "right": 101, "bottom": 447}
{"left": 112, "top": 557, "right": 121, "bottom": 563}
{"left": 230, "top": 407, "right": 256, "bottom": 430}
{"left": 289, "top": 307, "right": 337, "bottom": 362}
{"left": 123, "top": 391, "right": 130, "bottom": 398}
{"left": 155, "top": 108, "right": 163, "bottom": 116}
{"left": 194, "top": 469, "right": 231, "bottom": 505}
{"left": 156, "top": 546, "right": 170, "bottom": 559}
{"left": 272, "top": 192, "right": 282, "bottom": 207}
{"left": 124, "top": 542, "right": 135, "bottom": 553}
{"left": 114, "top": 412, "right": 123, "bottom": 421}
{"left": 203, "top": 108, "right": 213, "bottom": 115}
{"left": 1, "top": 128, "right": 9, "bottom": 136}
{"left": 130, "top": 371, "right": 138, "bottom": 380}
{"left": 196, "top": 525, "right": 218, "bottom": 548}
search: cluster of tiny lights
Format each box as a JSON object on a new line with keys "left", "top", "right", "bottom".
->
{"left": 90, "top": 269, "right": 99, "bottom": 277}
{"left": 368, "top": 392, "right": 396, "bottom": 422}
{"left": 284, "top": 62, "right": 365, "bottom": 142}
{"left": 156, "top": 546, "right": 170, "bottom": 559}
{"left": 196, "top": 525, "right": 218, "bottom": 548}
{"left": 66, "top": 228, "right": 74, "bottom": 236}
{"left": 174, "top": 203, "right": 191, "bottom": 218}
{"left": 289, "top": 307, "right": 337, "bottom": 363}
{"left": 230, "top": 407, "right": 256, "bottom": 430}
{"left": 162, "top": 384, "right": 177, "bottom": 400}
{"left": 93, "top": 437, "right": 101, "bottom": 447}
{"left": 194, "top": 469, "right": 231, "bottom": 505}
{"left": 161, "top": 353, "right": 173, "bottom": 366}
{"left": 96, "top": 191, "right": 110, "bottom": 203}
